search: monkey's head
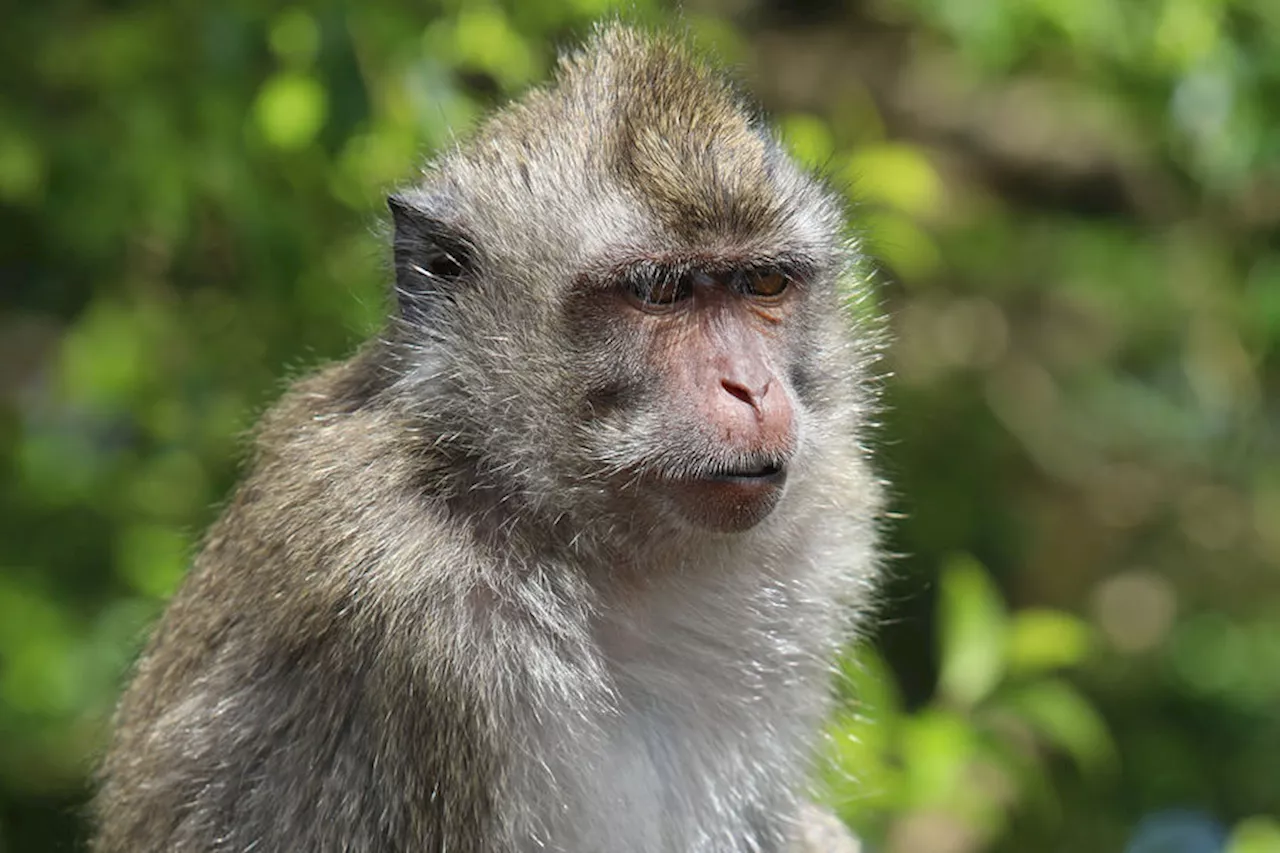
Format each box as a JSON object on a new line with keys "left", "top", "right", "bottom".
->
{"left": 386, "top": 26, "right": 873, "bottom": 537}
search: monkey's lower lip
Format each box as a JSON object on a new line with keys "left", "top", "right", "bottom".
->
{"left": 667, "top": 464, "right": 788, "bottom": 532}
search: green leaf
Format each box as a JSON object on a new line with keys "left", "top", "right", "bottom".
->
{"left": 0, "top": 579, "right": 78, "bottom": 717}
{"left": 451, "top": 7, "right": 538, "bottom": 90}
{"left": 900, "top": 708, "right": 979, "bottom": 808}
{"left": 253, "top": 72, "right": 328, "bottom": 151}
{"left": 1007, "top": 609, "right": 1094, "bottom": 675}
{"left": 1228, "top": 816, "right": 1280, "bottom": 853}
{"left": 124, "top": 451, "right": 211, "bottom": 521}
{"left": 114, "top": 524, "right": 191, "bottom": 599}
{"left": 59, "top": 299, "right": 151, "bottom": 407}
{"left": 1152, "top": 0, "right": 1222, "bottom": 71}
{"left": 859, "top": 210, "right": 941, "bottom": 282}
{"left": 269, "top": 8, "right": 321, "bottom": 67}
{"left": 0, "top": 128, "right": 45, "bottom": 203}
{"left": 999, "top": 679, "right": 1115, "bottom": 776}
{"left": 780, "top": 113, "right": 836, "bottom": 169}
{"left": 846, "top": 143, "right": 943, "bottom": 217}
{"left": 937, "top": 554, "right": 1009, "bottom": 707}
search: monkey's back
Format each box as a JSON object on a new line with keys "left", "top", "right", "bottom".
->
{"left": 94, "top": 359, "right": 504, "bottom": 851}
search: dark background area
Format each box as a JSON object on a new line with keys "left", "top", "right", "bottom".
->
{"left": 3, "top": 0, "right": 1279, "bottom": 850}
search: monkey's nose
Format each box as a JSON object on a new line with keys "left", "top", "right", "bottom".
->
{"left": 711, "top": 374, "right": 794, "bottom": 455}
{"left": 720, "top": 377, "right": 770, "bottom": 415}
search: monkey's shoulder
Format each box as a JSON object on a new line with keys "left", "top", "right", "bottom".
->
{"left": 157, "top": 356, "right": 471, "bottom": 642}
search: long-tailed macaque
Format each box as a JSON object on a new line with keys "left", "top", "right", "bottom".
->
{"left": 92, "top": 24, "right": 883, "bottom": 853}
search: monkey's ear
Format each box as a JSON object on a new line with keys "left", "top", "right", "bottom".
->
{"left": 387, "top": 193, "right": 476, "bottom": 323}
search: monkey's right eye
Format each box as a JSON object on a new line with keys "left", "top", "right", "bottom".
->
{"left": 626, "top": 273, "right": 693, "bottom": 309}
{"left": 417, "top": 247, "right": 466, "bottom": 281}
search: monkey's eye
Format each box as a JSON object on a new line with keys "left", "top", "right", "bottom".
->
{"left": 627, "top": 272, "right": 693, "bottom": 308}
{"left": 420, "top": 247, "right": 466, "bottom": 280}
{"left": 741, "top": 270, "right": 790, "bottom": 299}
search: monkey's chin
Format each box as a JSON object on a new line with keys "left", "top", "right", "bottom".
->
{"left": 667, "top": 469, "right": 787, "bottom": 533}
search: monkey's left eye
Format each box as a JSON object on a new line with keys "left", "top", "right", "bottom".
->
{"left": 741, "top": 270, "right": 790, "bottom": 299}
{"left": 627, "top": 273, "right": 693, "bottom": 308}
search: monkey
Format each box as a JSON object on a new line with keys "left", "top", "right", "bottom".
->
{"left": 91, "top": 24, "right": 883, "bottom": 853}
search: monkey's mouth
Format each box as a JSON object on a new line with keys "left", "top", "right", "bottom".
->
{"left": 705, "top": 461, "right": 787, "bottom": 486}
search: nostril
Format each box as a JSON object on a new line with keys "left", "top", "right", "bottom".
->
{"left": 721, "top": 379, "right": 754, "bottom": 406}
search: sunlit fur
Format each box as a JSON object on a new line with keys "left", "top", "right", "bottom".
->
{"left": 93, "top": 24, "right": 885, "bottom": 853}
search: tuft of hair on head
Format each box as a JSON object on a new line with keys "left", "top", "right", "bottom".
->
{"left": 563, "top": 25, "right": 782, "bottom": 236}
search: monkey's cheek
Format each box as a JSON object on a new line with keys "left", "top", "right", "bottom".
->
{"left": 667, "top": 478, "right": 785, "bottom": 533}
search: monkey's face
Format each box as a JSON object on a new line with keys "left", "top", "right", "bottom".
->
{"left": 560, "top": 254, "right": 831, "bottom": 535}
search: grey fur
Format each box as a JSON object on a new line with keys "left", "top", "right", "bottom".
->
{"left": 92, "top": 24, "right": 884, "bottom": 853}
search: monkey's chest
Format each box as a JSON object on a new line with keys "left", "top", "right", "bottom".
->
{"left": 523, "top": 698, "right": 785, "bottom": 852}
{"left": 513, "top": 612, "right": 813, "bottom": 851}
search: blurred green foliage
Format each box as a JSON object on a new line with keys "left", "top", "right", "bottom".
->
{"left": 3, "top": 0, "right": 1280, "bottom": 850}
